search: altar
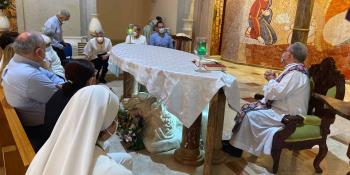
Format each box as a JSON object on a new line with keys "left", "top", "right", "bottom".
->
{"left": 110, "top": 43, "right": 240, "bottom": 174}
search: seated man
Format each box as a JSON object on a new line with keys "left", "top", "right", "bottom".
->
{"left": 2, "top": 32, "right": 64, "bottom": 150}
{"left": 41, "top": 34, "right": 65, "bottom": 79}
{"left": 83, "top": 29, "right": 112, "bottom": 83}
{"left": 223, "top": 42, "right": 310, "bottom": 157}
{"left": 143, "top": 16, "right": 163, "bottom": 44}
{"left": 150, "top": 21, "right": 173, "bottom": 49}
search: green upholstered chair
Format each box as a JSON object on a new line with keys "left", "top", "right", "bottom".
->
{"left": 270, "top": 57, "right": 345, "bottom": 173}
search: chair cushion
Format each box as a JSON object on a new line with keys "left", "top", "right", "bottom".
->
{"left": 303, "top": 115, "right": 321, "bottom": 126}
{"left": 285, "top": 124, "right": 322, "bottom": 142}
{"left": 326, "top": 86, "right": 336, "bottom": 98}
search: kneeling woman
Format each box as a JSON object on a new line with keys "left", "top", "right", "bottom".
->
{"left": 26, "top": 86, "right": 132, "bottom": 175}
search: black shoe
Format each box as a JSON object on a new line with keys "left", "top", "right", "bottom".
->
{"left": 222, "top": 140, "right": 243, "bottom": 157}
{"left": 99, "top": 78, "right": 107, "bottom": 84}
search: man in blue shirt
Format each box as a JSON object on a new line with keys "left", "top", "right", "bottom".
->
{"left": 150, "top": 21, "right": 174, "bottom": 49}
{"left": 43, "top": 9, "right": 70, "bottom": 65}
{"left": 2, "top": 32, "right": 64, "bottom": 128}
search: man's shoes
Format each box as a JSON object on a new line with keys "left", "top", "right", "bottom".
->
{"left": 99, "top": 78, "right": 107, "bottom": 84}
{"left": 222, "top": 140, "right": 243, "bottom": 157}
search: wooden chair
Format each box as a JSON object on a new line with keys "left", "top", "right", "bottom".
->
{"left": 172, "top": 34, "right": 192, "bottom": 52}
{"left": 0, "top": 87, "right": 35, "bottom": 175}
{"left": 268, "top": 57, "right": 345, "bottom": 173}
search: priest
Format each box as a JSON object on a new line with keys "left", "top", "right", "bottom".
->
{"left": 223, "top": 42, "right": 310, "bottom": 157}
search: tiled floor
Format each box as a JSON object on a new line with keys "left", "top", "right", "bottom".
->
{"left": 105, "top": 60, "right": 350, "bottom": 175}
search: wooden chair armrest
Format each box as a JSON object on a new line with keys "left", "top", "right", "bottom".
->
{"left": 312, "top": 93, "right": 350, "bottom": 120}
{"left": 272, "top": 115, "right": 304, "bottom": 147}
{"left": 281, "top": 115, "right": 304, "bottom": 125}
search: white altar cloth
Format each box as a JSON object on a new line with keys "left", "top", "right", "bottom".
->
{"left": 110, "top": 43, "right": 240, "bottom": 128}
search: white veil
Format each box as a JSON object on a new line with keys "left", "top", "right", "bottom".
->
{"left": 26, "top": 85, "right": 120, "bottom": 175}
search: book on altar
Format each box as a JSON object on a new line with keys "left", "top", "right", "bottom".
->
{"left": 192, "top": 58, "right": 218, "bottom": 66}
{"left": 203, "top": 63, "right": 226, "bottom": 71}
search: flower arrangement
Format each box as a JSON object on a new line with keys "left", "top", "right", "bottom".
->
{"left": 0, "top": 0, "right": 10, "bottom": 9}
{"left": 117, "top": 107, "right": 145, "bottom": 150}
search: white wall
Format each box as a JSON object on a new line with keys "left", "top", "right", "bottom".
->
{"left": 16, "top": 0, "right": 81, "bottom": 36}
{"left": 97, "top": 0, "right": 179, "bottom": 42}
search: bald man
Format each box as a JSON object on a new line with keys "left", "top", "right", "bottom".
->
{"left": 2, "top": 32, "right": 64, "bottom": 151}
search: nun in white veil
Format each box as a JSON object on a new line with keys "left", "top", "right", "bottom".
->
{"left": 26, "top": 85, "right": 132, "bottom": 175}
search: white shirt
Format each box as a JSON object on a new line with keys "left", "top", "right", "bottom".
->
{"left": 125, "top": 35, "right": 147, "bottom": 45}
{"left": 84, "top": 37, "right": 113, "bottom": 61}
{"left": 45, "top": 46, "right": 65, "bottom": 78}
{"left": 2, "top": 54, "right": 64, "bottom": 126}
{"left": 262, "top": 63, "right": 310, "bottom": 115}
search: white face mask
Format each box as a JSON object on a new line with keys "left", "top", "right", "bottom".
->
{"left": 159, "top": 28, "right": 165, "bottom": 34}
{"left": 96, "top": 37, "right": 104, "bottom": 43}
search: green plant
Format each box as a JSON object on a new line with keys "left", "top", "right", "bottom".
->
{"left": 117, "top": 108, "right": 145, "bottom": 150}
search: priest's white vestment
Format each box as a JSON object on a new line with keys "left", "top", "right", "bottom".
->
{"left": 230, "top": 63, "right": 310, "bottom": 156}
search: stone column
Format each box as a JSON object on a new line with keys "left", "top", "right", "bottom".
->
{"left": 80, "top": 0, "right": 97, "bottom": 37}
{"left": 291, "top": 0, "right": 315, "bottom": 44}
{"left": 181, "top": 0, "right": 194, "bottom": 36}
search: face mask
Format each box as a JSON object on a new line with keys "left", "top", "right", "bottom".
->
{"left": 159, "top": 28, "right": 165, "bottom": 34}
{"left": 96, "top": 37, "right": 104, "bottom": 43}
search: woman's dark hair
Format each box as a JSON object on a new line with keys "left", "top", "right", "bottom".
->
{"left": 156, "top": 16, "right": 163, "bottom": 22}
{"left": 62, "top": 59, "right": 95, "bottom": 96}
{"left": 0, "top": 32, "right": 19, "bottom": 49}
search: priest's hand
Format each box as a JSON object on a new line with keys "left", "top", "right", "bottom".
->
{"left": 264, "top": 70, "right": 276, "bottom": 81}
{"left": 101, "top": 55, "right": 109, "bottom": 60}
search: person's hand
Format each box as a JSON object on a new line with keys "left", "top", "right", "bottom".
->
{"left": 257, "top": 36, "right": 265, "bottom": 44}
{"left": 264, "top": 70, "right": 276, "bottom": 81}
{"left": 56, "top": 84, "right": 63, "bottom": 89}
{"left": 100, "top": 55, "right": 108, "bottom": 60}
{"left": 40, "top": 60, "right": 50, "bottom": 70}
{"left": 262, "top": 9, "right": 271, "bottom": 16}
{"left": 245, "top": 27, "right": 251, "bottom": 37}
{"left": 57, "top": 43, "right": 64, "bottom": 50}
